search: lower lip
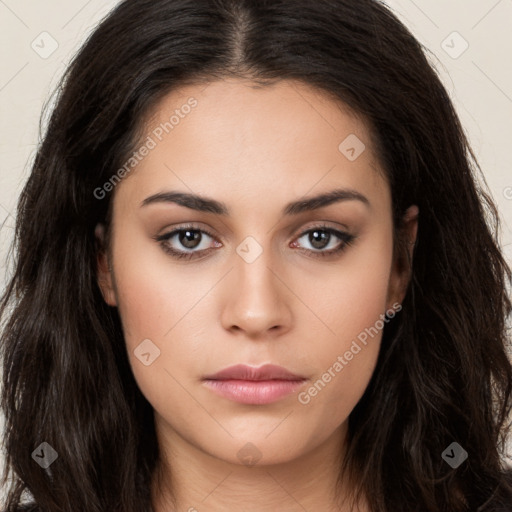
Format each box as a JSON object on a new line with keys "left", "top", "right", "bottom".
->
{"left": 202, "top": 379, "right": 307, "bottom": 404}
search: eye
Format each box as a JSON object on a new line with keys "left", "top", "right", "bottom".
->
{"left": 154, "top": 223, "right": 356, "bottom": 261}
{"left": 291, "top": 224, "right": 355, "bottom": 259}
{"left": 154, "top": 224, "right": 220, "bottom": 260}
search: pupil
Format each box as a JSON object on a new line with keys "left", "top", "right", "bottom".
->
{"left": 310, "top": 230, "right": 329, "bottom": 249}
{"left": 180, "top": 230, "right": 200, "bottom": 249}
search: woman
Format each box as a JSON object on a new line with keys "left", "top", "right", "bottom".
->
{"left": 1, "top": 0, "right": 511, "bottom": 511}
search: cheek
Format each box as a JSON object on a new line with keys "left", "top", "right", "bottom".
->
{"left": 296, "top": 224, "right": 393, "bottom": 337}
{"left": 111, "top": 232, "right": 205, "bottom": 344}
{"left": 110, "top": 233, "right": 221, "bottom": 403}
{"left": 293, "top": 229, "right": 394, "bottom": 414}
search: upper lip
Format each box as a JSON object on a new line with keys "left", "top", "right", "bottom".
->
{"left": 203, "top": 364, "right": 306, "bottom": 381}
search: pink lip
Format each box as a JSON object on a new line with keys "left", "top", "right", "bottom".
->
{"left": 202, "top": 364, "right": 307, "bottom": 404}
{"left": 204, "top": 363, "right": 305, "bottom": 381}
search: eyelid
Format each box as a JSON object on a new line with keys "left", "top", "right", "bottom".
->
{"left": 153, "top": 222, "right": 216, "bottom": 242}
{"left": 295, "top": 221, "right": 351, "bottom": 238}
{"left": 155, "top": 220, "right": 350, "bottom": 240}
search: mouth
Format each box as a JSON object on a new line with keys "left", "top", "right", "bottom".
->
{"left": 202, "top": 364, "right": 308, "bottom": 405}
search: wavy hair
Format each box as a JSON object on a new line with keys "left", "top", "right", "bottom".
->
{"left": 1, "top": 0, "right": 511, "bottom": 511}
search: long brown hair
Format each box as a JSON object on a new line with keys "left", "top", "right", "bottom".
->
{"left": 1, "top": 1, "right": 511, "bottom": 511}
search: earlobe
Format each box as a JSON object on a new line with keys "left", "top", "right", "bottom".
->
{"left": 387, "top": 204, "right": 419, "bottom": 307}
{"left": 95, "top": 223, "right": 117, "bottom": 307}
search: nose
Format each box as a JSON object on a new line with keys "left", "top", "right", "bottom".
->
{"left": 220, "top": 247, "right": 293, "bottom": 338}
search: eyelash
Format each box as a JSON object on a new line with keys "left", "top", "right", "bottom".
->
{"left": 154, "top": 223, "right": 356, "bottom": 261}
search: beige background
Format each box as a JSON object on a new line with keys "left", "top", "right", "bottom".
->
{"left": 0, "top": 0, "right": 511, "bottom": 499}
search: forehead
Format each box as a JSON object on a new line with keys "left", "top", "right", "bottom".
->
{"left": 113, "top": 78, "right": 388, "bottom": 215}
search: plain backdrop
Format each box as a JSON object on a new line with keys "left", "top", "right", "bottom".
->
{"left": 0, "top": 0, "right": 511, "bottom": 499}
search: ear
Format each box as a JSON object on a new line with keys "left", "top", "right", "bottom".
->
{"left": 387, "top": 205, "right": 419, "bottom": 308}
{"left": 95, "top": 223, "right": 117, "bottom": 307}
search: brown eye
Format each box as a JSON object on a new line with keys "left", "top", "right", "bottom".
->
{"left": 292, "top": 225, "right": 356, "bottom": 259}
{"left": 177, "top": 229, "right": 202, "bottom": 249}
{"left": 154, "top": 224, "right": 220, "bottom": 260}
{"left": 305, "top": 229, "right": 332, "bottom": 250}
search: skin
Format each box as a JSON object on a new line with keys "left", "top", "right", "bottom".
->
{"left": 96, "top": 78, "right": 418, "bottom": 512}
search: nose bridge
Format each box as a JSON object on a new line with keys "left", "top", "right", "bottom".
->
{"left": 236, "top": 243, "right": 277, "bottom": 300}
{"left": 221, "top": 234, "right": 292, "bottom": 334}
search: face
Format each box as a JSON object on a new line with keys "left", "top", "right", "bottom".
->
{"left": 96, "top": 78, "right": 417, "bottom": 468}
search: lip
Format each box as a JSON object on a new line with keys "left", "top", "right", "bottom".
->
{"left": 204, "top": 363, "right": 305, "bottom": 381}
{"left": 202, "top": 364, "right": 307, "bottom": 405}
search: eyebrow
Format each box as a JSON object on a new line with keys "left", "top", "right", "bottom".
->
{"left": 140, "top": 188, "right": 370, "bottom": 216}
